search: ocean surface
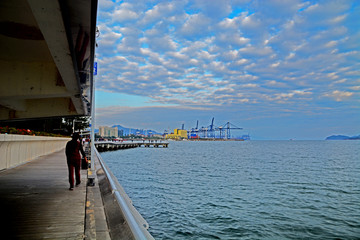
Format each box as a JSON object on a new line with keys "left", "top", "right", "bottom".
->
{"left": 101, "top": 140, "right": 360, "bottom": 240}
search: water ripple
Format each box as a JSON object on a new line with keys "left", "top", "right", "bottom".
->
{"left": 102, "top": 140, "right": 360, "bottom": 239}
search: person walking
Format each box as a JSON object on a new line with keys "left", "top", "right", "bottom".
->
{"left": 65, "top": 132, "right": 87, "bottom": 190}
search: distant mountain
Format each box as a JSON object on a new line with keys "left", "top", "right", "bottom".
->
{"left": 112, "top": 124, "right": 162, "bottom": 136}
{"left": 326, "top": 135, "right": 360, "bottom": 140}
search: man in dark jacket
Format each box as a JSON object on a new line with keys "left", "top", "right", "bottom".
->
{"left": 66, "top": 132, "right": 87, "bottom": 190}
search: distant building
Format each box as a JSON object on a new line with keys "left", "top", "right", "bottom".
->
{"left": 99, "top": 126, "right": 118, "bottom": 138}
{"left": 166, "top": 129, "right": 188, "bottom": 140}
{"left": 118, "top": 129, "right": 124, "bottom": 136}
{"left": 152, "top": 134, "right": 164, "bottom": 139}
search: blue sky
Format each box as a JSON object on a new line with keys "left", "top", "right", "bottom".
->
{"left": 94, "top": 0, "right": 360, "bottom": 140}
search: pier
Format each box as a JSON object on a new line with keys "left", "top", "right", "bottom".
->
{"left": 95, "top": 141, "right": 169, "bottom": 152}
{"left": 140, "top": 142, "right": 169, "bottom": 148}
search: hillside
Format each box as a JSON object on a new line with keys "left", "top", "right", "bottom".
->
{"left": 326, "top": 135, "right": 360, "bottom": 140}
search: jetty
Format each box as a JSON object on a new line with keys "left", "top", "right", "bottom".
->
{"left": 95, "top": 141, "right": 169, "bottom": 152}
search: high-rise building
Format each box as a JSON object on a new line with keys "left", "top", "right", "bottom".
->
{"left": 118, "top": 129, "right": 124, "bottom": 136}
{"left": 99, "top": 126, "right": 118, "bottom": 137}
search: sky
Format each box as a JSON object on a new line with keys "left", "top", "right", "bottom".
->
{"left": 94, "top": 0, "right": 360, "bottom": 140}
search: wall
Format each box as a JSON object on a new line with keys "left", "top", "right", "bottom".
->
{"left": 0, "top": 134, "right": 70, "bottom": 170}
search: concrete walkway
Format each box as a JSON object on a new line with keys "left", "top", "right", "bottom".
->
{"left": 0, "top": 149, "right": 92, "bottom": 239}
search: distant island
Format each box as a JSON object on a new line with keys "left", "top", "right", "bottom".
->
{"left": 326, "top": 135, "right": 360, "bottom": 140}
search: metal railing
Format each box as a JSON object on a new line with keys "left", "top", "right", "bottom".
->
{"left": 95, "top": 148, "right": 154, "bottom": 240}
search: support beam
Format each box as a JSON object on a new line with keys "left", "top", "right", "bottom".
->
{"left": 27, "top": 0, "right": 84, "bottom": 115}
{"left": 0, "top": 99, "right": 26, "bottom": 111}
{"left": 0, "top": 98, "right": 78, "bottom": 120}
{"left": 0, "top": 0, "right": 96, "bottom": 120}
{"left": 0, "top": 60, "right": 69, "bottom": 99}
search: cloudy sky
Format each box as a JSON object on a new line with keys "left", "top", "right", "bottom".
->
{"left": 94, "top": 0, "right": 359, "bottom": 140}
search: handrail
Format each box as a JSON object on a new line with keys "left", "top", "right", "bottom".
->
{"left": 95, "top": 147, "right": 154, "bottom": 240}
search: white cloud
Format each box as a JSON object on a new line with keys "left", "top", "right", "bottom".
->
{"left": 216, "top": 33, "right": 250, "bottom": 47}
{"left": 179, "top": 13, "right": 212, "bottom": 39}
{"left": 323, "top": 90, "right": 354, "bottom": 101}
{"left": 265, "top": 89, "right": 313, "bottom": 102}
{"left": 219, "top": 17, "right": 238, "bottom": 29}
{"left": 113, "top": 3, "right": 139, "bottom": 22}
{"left": 193, "top": 0, "right": 232, "bottom": 19}
{"left": 286, "top": 52, "right": 296, "bottom": 60}
{"left": 264, "top": 80, "right": 288, "bottom": 88}
{"left": 303, "top": 3, "right": 319, "bottom": 12}
{"left": 327, "top": 72, "right": 339, "bottom": 80}
{"left": 271, "top": 62, "right": 280, "bottom": 68}
{"left": 142, "top": 35, "right": 178, "bottom": 52}
{"left": 330, "top": 14, "right": 348, "bottom": 24}
{"left": 238, "top": 45, "right": 273, "bottom": 56}
{"left": 325, "top": 40, "right": 338, "bottom": 48}
{"left": 95, "top": 0, "right": 360, "bottom": 135}
{"left": 99, "top": 0, "right": 115, "bottom": 10}
{"left": 349, "top": 86, "right": 360, "bottom": 91}
{"left": 99, "top": 29, "right": 122, "bottom": 47}
{"left": 240, "top": 13, "right": 261, "bottom": 29}
{"left": 236, "top": 58, "right": 249, "bottom": 65}
{"left": 241, "top": 83, "right": 259, "bottom": 88}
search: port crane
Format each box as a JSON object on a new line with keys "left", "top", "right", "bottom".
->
{"left": 189, "top": 120, "right": 199, "bottom": 139}
{"left": 199, "top": 117, "right": 216, "bottom": 138}
{"left": 209, "top": 117, "right": 215, "bottom": 138}
{"left": 195, "top": 118, "right": 243, "bottom": 139}
{"left": 217, "top": 122, "right": 243, "bottom": 139}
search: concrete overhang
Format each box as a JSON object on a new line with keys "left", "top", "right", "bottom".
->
{"left": 0, "top": 0, "right": 98, "bottom": 120}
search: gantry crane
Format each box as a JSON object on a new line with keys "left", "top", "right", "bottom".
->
{"left": 217, "top": 122, "right": 243, "bottom": 139}
{"left": 188, "top": 118, "right": 243, "bottom": 139}
{"left": 189, "top": 120, "right": 199, "bottom": 139}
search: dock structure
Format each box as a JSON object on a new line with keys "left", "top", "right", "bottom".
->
{"left": 139, "top": 142, "right": 169, "bottom": 148}
{"left": 95, "top": 142, "right": 139, "bottom": 152}
{"left": 95, "top": 141, "right": 169, "bottom": 152}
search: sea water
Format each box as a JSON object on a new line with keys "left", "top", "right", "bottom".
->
{"left": 101, "top": 140, "right": 360, "bottom": 239}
